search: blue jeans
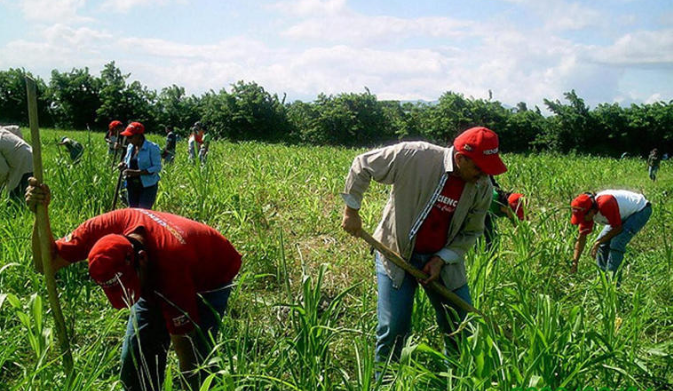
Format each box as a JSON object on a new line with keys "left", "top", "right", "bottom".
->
{"left": 126, "top": 183, "right": 158, "bottom": 209}
{"left": 648, "top": 165, "right": 659, "bottom": 181}
{"left": 375, "top": 252, "right": 472, "bottom": 363}
{"left": 120, "top": 285, "right": 232, "bottom": 391}
{"left": 595, "top": 204, "right": 652, "bottom": 279}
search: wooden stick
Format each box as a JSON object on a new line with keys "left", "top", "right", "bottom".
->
{"left": 25, "top": 76, "right": 74, "bottom": 375}
{"left": 359, "top": 230, "right": 511, "bottom": 339}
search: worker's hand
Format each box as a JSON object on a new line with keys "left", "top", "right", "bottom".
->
{"left": 341, "top": 206, "right": 362, "bottom": 237}
{"left": 25, "top": 177, "right": 51, "bottom": 213}
{"left": 117, "top": 162, "right": 127, "bottom": 171}
{"left": 420, "top": 256, "right": 444, "bottom": 285}
{"left": 123, "top": 169, "right": 141, "bottom": 178}
{"left": 590, "top": 242, "right": 600, "bottom": 258}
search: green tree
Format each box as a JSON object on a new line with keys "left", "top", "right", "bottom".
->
{"left": 49, "top": 67, "right": 101, "bottom": 129}
{"left": 0, "top": 68, "right": 53, "bottom": 127}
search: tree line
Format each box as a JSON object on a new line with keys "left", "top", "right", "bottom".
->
{"left": 1, "top": 62, "right": 671, "bottom": 156}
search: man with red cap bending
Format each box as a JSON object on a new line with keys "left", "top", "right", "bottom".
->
{"left": 570, "top": 190, "right": 652, "bottom": 280}
{"left": 341, "top": 126, "right": 507, "bottom": 367}
{"left": 26, "top": 179, "right": 241, "bottom": 391}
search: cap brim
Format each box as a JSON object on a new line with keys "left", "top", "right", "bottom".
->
{"left": 570, "top": 212, "right": 584, "bottom": 225}
{"left": 475, "top": 154, "right": 507, "bottom": 176}
{"left": 119, "top": 130, "right": 133, "bottom": 137}
{"left": 101, "top": 275, "right": 140, "bottom": 309}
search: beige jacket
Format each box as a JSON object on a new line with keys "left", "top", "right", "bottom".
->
{"left": 342, "top": 141, "right": 492, "bottom": 290}
{"left": 0, "top": 129, "right": 33, "bottom": 192}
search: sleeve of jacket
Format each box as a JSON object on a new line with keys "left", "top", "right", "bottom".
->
{"left": 435, "top": 181, "right": 492, "bottom": 264}
{"left": 146, "top": 143, "right": 162, "bottom": 174}
{"left": 341, "top": 143, "right": 408, "bottom": 210}
{"left": 124, "top": 144, "right": 132, "bottom": 166}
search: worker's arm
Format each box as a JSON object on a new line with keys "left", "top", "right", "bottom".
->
{"left": 590, "top": 225, "right": 623, "bottom": 258}
{"left": 571, "top": 233, "right": 588, "bottom": 273}
{"left": 26, "top": 178, "right": 70, "bottom": 274}
{"left": 171, "top": 332, "right": 200, "bottom": 390}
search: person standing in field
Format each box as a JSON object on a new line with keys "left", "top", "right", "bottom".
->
{"left": 647, "top": 148, "right": 661, "bottom": 181}
{"left": 484, "top": 179, "right": 525, "bottom": 252}
{"left": 570, "top": 190, "right": 652, "bottom": 281}
{"left": 188, "top": 122, "right": 204, "bottom": 163}
{"left": 117, "top": 122, "right": 162, "bottom": 209}
{"left": 162, "top": 126, "right": 177, "bottom": 164}
{"left": 58, "top": 137, "right": 84, "bottom": 163}
{"left": 0, "top": 128, "right": 33, "bottom": 203}
{"left": 198, "top": 125, "right": 212, "bottom": 165}
{"left": 25, "top": 179, "right": 242, "bottom": 391}
{"left": 107, "top": 120, "right": 125, "bottom": 156}
{"left": 341, "top": 126, "right": 507, "bottom": 365}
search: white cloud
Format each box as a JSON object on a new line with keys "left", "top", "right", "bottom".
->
{"left": 100, "top": 0, "right": 187, "bottom": 13}
{"left": 591, "top": 30, "right": 673, "bottom": 65}
{"left": 17, "top": 0, "right": 90, "bottom": 23}
{"left": 269, "top": 0, "right": 348, "bottom": 17}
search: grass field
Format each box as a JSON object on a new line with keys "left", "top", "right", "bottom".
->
{"left": 1, "top": 129, "right": 672, "bottom": 391}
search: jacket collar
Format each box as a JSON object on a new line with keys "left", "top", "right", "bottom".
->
{"left": 444, "top": 146, "right": 455, "bottom": 173}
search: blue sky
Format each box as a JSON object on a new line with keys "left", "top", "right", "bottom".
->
{"left": 1, "top": 0, "right": 672, "bottom": 111}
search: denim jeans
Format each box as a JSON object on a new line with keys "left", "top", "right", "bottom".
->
{"left": 648, "top": 165, "right": 659, "bottom": 181}
{"left": 375, "top": 252, "right": 472, "bottom": 363}
{"left": 126, "top": 183, "right": 158, "bottom": 209}
{"left": 120, "top": 285, "right": 232, "bottom": 391}
{"left": 595, "top": 204, "right": 652, "bottom": 279}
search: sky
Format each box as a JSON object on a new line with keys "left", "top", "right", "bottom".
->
{"left": 1, "top": 0, "right": 672, "bottom": 110}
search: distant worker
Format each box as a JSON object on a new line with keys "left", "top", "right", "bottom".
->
{"left": 484, "top": 178, "right": 525, "bottom": 252}
{"left": 341, "top": 126, "right": 507, "bottom": 366}
{"left": 198, "top": 125, "right": 212, "bottom": 164}
{"left": 188, "top": 122, "right": 204, "bottom": 163}
{"left": 162, "top": 126, "right": 177, "bottom": 164}
{"left": 106, "top": 120, "right": 124, "bottom": 156}
{"left": 0, "top": 128, "right": 33, "bottom": 203}
{"left": 25, "top": 179, "right": 242, "bottom": 391}
{"left": 647, "top": 148, "right": 661, "bottom": 181}
{"left": 117, "top": 122, "right": 162, "bottom": 209}
{"left": 570, "top": 190, "right": 652, "bottom": 281}
{"left": 58, "top": 137, "right": 84, "bottom": 163}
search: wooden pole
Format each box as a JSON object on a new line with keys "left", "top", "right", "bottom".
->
{"left": 25, "top": 76, "right": 74, "bottom": 375}
{"left": 359, "top": 230, "right": 511, "bottom": 339}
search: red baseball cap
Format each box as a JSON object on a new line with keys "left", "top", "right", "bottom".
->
{"left": 120, "top": 122, "right": 144, "bottom": 137}
{"left": 508, "top": 193, "right": 525, "bottom": 221}
{"left": 453, "top": 127, "right": 507, "bottom": 175}
{"left": 109, "top": 120, "right": 123, "bottom": 130}
{"left": 570, "top": 193, "right": 594, "bottom": 225}
{"left": 88, "top": 234, "right": 141, "bottom": 309}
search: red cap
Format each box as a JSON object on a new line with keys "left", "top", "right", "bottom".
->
{"left": 109, "top": 120, "right": 123, "bottom": 130}
{"left": 120, "top": 122, "right": 144, "bottom": 137}
{"left": 508, "top": 193, "right": 525, "bottom": 221}
{"left": 88, "top": 234, "right": 141, "bottom": 309}
{"left": 570, "top": 193, "right": 593, "bottom": 225}
{"left": 453, "top": 127, "right": 507, "bottom": 175}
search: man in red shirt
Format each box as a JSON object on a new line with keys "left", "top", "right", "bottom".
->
{"left": 341, "top": 127, "right": 507, "bottom": 365}
{"left": 570, "top": 190, "right": 652, "bottom": 280}
{"left": 26, "top": 178, "right": 241, "bottom": 391}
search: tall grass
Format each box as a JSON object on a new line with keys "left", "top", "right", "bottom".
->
{"left": 0, "top": 129, "right": 671, "bottom": 390}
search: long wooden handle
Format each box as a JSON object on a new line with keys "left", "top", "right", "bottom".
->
{"left": 26, "top": 77, "right": 74, "bottom": 375}
{"left": 359, "top": 230, "right": 510, "bottom": 339}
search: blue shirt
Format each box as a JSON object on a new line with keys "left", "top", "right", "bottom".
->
{"left": 124, "top": 140, "right": 162, "bottom": 188}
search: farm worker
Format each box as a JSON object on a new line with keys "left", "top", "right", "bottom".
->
{"left": 198, "top": 125, "right": 212, "bottom": 164}
{"left": 341, "top": 126, "right": 507, "bottom": 364}
{"left": 0, "top": 128, "right": 33, "bottom": 203}
{"left": 58, "top": 137, "right": 84, "bottom": 163}
{"left": 647, "top": 148, "right": 661, "bottom": 181}
{"left": 117, "top": 122, "right": 162, "bottom": 209}
{"left": 106, "top": 120, "right": 125, "bottom": 155}
{"left": 161, "top": 125, "right": 177, "bottom": 164}
{"left": 188, "top": 122, "right": 204, "bottom": 163}
{"left": 25, "top": 180, "right": 242, "bottom": 391}
{"left": 1, "top": 124, "right": 23, "bottom": 139}
{"left": 570, "top": 190, "right": 652, "bottom": 280}
{"left": 483, "top": 180, "right": 525, "bottom": 252}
